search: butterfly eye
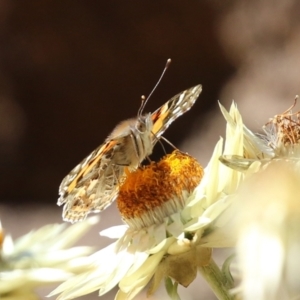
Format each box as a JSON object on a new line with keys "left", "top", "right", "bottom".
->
{"left": 137, "top": 123, "right": 145, "bottom": 133}
{"left": 136, "top": 120, "right": 146, "bottom": 133}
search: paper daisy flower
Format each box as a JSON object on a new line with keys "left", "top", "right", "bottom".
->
{"left": 51, "top": 101, "right": 275, "bottom": 300}
{"left": 50, "top": 151, "right": 207, "bottom": 300}
{"left": 0, "top": 217, "right": 98, "bottom": 299}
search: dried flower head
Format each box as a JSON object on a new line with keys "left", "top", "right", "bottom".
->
{"left": 263, "top": 97, "right": 300, "bottom": 156}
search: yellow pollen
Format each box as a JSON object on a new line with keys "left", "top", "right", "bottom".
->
{"left": 117, "top": 150, "right": 204, "bottom": 227}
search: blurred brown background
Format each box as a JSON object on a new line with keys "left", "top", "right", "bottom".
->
{"left": 0, "top": 1, "right": 232, "bottom": 204}
{"left": 1, "top": 1, "right": 300, "bottom": 299}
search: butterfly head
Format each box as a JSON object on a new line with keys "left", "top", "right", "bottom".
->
{"left": 136, "top": 113, "right": 152, "bottom": 132}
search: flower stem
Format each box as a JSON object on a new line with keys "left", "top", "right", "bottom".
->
{"left": 198, "top": 258, "right": 235, "bottom": 300}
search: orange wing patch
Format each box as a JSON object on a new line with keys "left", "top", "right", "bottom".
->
{"left": 151, "top": 104, "right": 169, "bottom": 136}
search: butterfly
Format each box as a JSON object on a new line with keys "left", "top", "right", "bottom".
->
{"left": 58, "top": 84, "right": 202, "bottom": 223}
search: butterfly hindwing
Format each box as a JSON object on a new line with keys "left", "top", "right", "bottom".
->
{"left": 58, "top": 139, "right": 124, "bottom": 222}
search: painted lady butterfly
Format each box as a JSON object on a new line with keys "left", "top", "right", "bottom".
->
{"left": 58, "top": 82, "right": 202, "bottom": 223}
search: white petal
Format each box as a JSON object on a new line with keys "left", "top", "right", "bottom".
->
{"left": 100, "top": 225, "right": 128, "bottom": 239}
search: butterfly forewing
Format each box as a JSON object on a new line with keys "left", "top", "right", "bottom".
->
{"left": 58, "top": 84, "right": 202, "bottom": 223}
{"left": 151, "top": 85, "right": 202, "bottom": 141}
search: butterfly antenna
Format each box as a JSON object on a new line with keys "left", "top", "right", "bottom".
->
{"left": 138, "top": 58, "right": 172, "bottom": 117}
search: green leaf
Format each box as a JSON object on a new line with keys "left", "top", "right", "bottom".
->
{"left": 165, "top": 277, "right": 181, "bottom": 300}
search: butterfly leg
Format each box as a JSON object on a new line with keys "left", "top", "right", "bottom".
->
{"left": 159, "top": 136, "right": 179, "bottom": 151}
{"left": 111, "top": 163, "right": 125, "bottom": 186}
{"left": 145, "top": 156, "right": 152, "bottom": 163}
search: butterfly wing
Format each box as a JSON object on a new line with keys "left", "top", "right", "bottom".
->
{"left": 151, "top": 84, "right": 202, "bottom": 142}
{"left": 58, "top": 139, "right": 125, "bottom": 223}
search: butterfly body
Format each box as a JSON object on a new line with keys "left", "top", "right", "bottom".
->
{"left": 107, "top": 114, "right": 154, "bottom": 167}
{"left": 58, "top": 84, "right": 202, "bottom": 223}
